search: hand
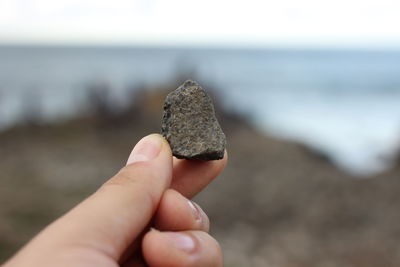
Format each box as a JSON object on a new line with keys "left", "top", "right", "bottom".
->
{"left": 4, "top": 134, "right": 227, "bottom": 267}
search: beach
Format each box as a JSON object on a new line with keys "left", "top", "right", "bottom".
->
{"left": 1, "top": 90, "right": 400, "bottom": 266}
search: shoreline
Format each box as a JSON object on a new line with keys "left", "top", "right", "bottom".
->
{"left": 1, "top": 100, "right": 400, "bottom": 266}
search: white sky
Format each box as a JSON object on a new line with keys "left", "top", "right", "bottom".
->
{"left": 0, "top": 0, "right": 400, "bottom": 47}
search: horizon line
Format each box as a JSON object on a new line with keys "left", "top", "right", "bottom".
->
{"left": 1, "top": 40, "right": 400, "bottom": 52}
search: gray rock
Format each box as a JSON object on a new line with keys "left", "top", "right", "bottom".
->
{"left": 161, "top": 80, "right": 226, "bottom": 160}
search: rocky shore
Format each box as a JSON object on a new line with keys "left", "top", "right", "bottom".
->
{"left": 1, "top": 89, "right": 400, "bottom": 267}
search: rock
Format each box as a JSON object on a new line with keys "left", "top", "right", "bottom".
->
{"left": 161, "top": 80, "right": 226, "bottom": 160}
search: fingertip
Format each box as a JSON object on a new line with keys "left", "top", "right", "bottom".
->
{"left": 142, "top": 230, "right": 222, "bottom": 267}
{"left": 171, "top": 150, "right": 228, "bottom": 198}
{"left": 108, "top": 134, "right": 173, "bottom": 189}
{"left": 223, "top": 149, "right": 228, "bottom": 163}
{"left": 142, "top": 230, "right": 196, "bottom": 267}
{"left": 142, "top": 230, "right": 186, "bottom": 266}
{"left": 155, "top": 189, "right": 209, "bottom": 232}
{"left": 126, "top": 134, "right": 172, "bottom": 166}
{"left": 216, "top": 149, "right": 228, "bottom": 174}
{"left": 151, "top": 133, "right": 173, "bottom": 156}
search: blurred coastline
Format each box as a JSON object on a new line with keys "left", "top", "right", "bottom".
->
{"left": 2, "top": 45, "right": 400, "bottom": 174}
{"left": 1, "top": 87, "right": 400, "bottom": 266}
{"left": 2, "top": 45, "right": 400, "bottom": 266}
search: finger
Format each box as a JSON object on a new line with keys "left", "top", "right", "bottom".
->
{"left": 154, "top": 189, "right": 209, "bottom": 232}
{"left": 7, "top": 134, "right": 173, "bottom": 265}
{"left": 142, "top": 229, "right": 223, "bottom": 267}
{"left": 171, "top": 150, "right": 228, "bottom": 198}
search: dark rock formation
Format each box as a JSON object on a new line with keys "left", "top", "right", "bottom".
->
{"left": 161, "top": 80, "right": 226, "bottom": 160}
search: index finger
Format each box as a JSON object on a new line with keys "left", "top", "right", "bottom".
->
{"left": 171, "top": 150, "right": 228, "bottom": 198}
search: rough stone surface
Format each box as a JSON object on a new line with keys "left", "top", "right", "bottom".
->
{"left": 161, "top": 80, "right": 226, "bottom": 160}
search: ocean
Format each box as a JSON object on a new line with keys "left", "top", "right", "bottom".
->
{"left": 1, "top": 45, "right": 400, "bottom": 175}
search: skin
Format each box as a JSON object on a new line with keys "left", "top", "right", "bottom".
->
{"left": 3, "top": 134, "right": 227, "bottom": 267}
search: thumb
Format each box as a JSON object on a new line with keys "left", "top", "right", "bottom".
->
{"left": 12, "top": 134, "right": 173, "bottom": 264}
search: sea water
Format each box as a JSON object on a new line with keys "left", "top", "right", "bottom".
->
{"left": 1, "top": 45, "right": 400, "bottom": 175}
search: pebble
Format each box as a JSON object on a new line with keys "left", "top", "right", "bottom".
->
{"left": 161, "top": 80, "right": 226, "bottom": 160}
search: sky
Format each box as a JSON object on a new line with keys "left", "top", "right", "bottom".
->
{"left": 0, "top": 0, "right": 400, "bottom": 47}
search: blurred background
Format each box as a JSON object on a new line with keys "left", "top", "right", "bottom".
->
{"left": 1, "top": 0, "right": 400, "bottom": 266}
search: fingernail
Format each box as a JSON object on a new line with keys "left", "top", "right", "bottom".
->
{"left": 165, "top": 232, "right": 196, "bottom": 253}
{"left": 127, "top": 135, "right": 162, "bottom": 165}
{"left": 188, "top": 200, "right": 202, "bottom": 223}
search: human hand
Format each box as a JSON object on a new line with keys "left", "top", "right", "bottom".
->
{"left": 4, "top": 134, "right": 227, "bottom": 267}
